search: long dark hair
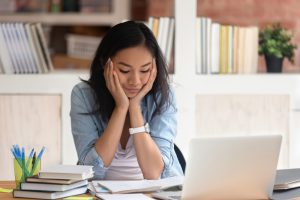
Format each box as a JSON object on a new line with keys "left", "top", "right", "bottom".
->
{"left": 84, "top": 20, "right": 171, "bottom": 121}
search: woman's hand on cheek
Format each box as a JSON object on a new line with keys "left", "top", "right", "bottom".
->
{"left": 104, "top": 59, "right": 129, "bottom": 110}
{"left": 129, "top": 58, "right": 157, "bottom": 108}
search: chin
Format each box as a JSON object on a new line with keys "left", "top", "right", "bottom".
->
{"left": 126, "top": 93, "right": 138, "bottom": 99}
{"left": 124, "top": 89, "right": 140, "bottom": 99}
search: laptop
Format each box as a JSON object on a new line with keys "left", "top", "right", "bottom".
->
{"left": 153, "top": 134, "right": 282, "bottom": 200}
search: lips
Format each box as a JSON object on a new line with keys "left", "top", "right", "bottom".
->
{"left": 125, "top": 88, "right": 140, "bottom": 93}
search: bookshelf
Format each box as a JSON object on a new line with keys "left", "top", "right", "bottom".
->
{"left": 173, "top": 0, "right": 300, "bottom": 168}
{"left": 0, "top": 0, "right": 130, "bottom": 71}
{"left": 0, "top": 13, "right": 125, "bottom": 26}
{"left": 0, "top": 0, "right": 130, "bottom": 26}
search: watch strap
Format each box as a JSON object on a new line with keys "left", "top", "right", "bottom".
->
{"left": 129, "top": 123, "right": 150, "bottom": 135}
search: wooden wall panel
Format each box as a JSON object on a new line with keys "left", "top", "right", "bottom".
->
{"left": 0, "top": 95, "right": 61, "bottom": 180}
{"left": 195, "top": 94, "right": 289, "bottom": 168}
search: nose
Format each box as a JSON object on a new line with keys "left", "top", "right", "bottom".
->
{"left": 128, "top": 72, "right": 141, "bottom": 85}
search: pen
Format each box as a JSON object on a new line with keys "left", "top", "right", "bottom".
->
{"left": 37, "top": 146, "right": 45, "bottom": 160}
{"left": 31, "top": 152, "right": 36, "bottom": 172}
{"left": 13, "top": 145, "right": 20, "bottom": 158}
{"left": 11, "top": 145, "right": 31, "bottom": 176}
{"left": 26, "top": 148, "right": 35, "bottom": 169}
{"left": 11, "top": 148, "right": 22, "bottom": 169}
{"left": 21, "top": 147, "right": 26, "bottom": 179}
{"left": 15, "top": 145, "right": 21, "bottom": 158}
{"left": 30, "top": 146, "right": 45, "bottom": 176}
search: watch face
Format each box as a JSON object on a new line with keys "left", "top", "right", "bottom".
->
{"left": 145, "top": 123, "right": 150, "bottom": 133}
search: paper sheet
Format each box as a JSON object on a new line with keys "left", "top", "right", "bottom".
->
{"left": 96, "top": 193, "right": 153, "bottom": 200}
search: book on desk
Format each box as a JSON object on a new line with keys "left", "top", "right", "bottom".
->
{"left": 13, "top": 164, "right": 94, "bottom": 199}
{"left": 13, "top": 186, "right": 88, "bottom": 199}
{"left": 38, "top": 164, "right": 94, "bottom": 180}
{"left": 274, "top": 168, "right": 300, "bottom": 190}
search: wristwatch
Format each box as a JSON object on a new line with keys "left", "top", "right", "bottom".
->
{"left": 129, "top": 123, "right": 150, "bottom": 135}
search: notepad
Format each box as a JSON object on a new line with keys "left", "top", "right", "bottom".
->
{"left": 64, "top": 197, "right": 93, "bottom": 200}
{"left": 95, "top": 176, "right": 184, "bottom": 194}
{"left": 91, "top": 181, "right": 110, "bottom": 193}
{"left": 96, "top": 193, "right": 153, "bottom": 200}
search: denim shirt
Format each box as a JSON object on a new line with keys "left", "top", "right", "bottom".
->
{"left": 70, "top": 82, "right": 183, "bottom": 179}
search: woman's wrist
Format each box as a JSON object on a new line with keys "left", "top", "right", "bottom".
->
{"left": 129, "top": 102, "right": 141, "bottom": 113}
{"left": 114, "top": 104, "right": 129, "bottom": 114}
{"left": 129, "top": 103, "right": 144, "bottom": 128}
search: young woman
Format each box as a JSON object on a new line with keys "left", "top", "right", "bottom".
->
{"left": 70, "top": 21, "right": 183, "bottom": 180}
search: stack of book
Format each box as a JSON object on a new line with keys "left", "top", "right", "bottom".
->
{"left": 0, "top": 22, "right": 53, "bottom": 74}
{"left": 195, "top": 17, "right": 259, "bottom": 74}
{"left": 147, "top": 16, "right": 175, "bottom": 73}
{"left": 13, "top": 165, "right": 94, "bottom": 199}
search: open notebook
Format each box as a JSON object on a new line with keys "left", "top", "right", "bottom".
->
{"left": 93, "top": 176, "right": 183, "bottom": 194}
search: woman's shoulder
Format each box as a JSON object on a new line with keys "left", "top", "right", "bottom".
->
{"left": 146, "top": 84, "right": 175, "bottom": 103}
{"left": 71, "top": 81, "right": 97, "bottom": 104}
{"left": 72, "top": 81, "right": 91, "bottom": 91}
{"left": 72, "top": 81, "right": 94, "bottom": 95}
{"left": 143, "top": 84, "right": 176, "bottom": 113}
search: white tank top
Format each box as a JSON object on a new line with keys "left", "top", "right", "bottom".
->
{"left": 105, "top": 136, "right": 144, "bottom": 180}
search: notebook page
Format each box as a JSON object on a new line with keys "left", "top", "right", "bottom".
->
{"left": 96, "top": 193, "right": 153, "bottom": 200}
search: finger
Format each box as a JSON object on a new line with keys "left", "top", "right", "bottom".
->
{"left": 105, "top": 59, "right": 114, "bottom": 91}
{"left": 104, "top": 59, "right": 112, "bottom": 83}
{"left": 148, "top": 58, "right": 157, "bottom": 84}
{"left": 104, "top": 58, "right": 110, "bottom": 78}
{"left": 153, "top": 58, "right": 157, "bottom": 78}
{"left": 104, "top": 59, "right": 111, "bottom": 88}
{"left": 139, "top": 71, "right": 155, "bottom": 97}
{"left": 112, "top": 69, "right": 122, "bottom": 91}
{"left": 108, "top": 60, "right": 116, "bottom": 91}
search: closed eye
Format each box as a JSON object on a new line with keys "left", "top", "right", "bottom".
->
{"left": 141, "top": 69, "right": 150, "bottom": 73}
{"left": 119, "top": 69, "right": 130, "bottom": 73}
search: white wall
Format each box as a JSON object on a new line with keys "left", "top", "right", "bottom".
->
{"left": 173, "top": 0, "right": 300, "bottom": 168}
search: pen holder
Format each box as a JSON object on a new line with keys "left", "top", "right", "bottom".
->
{"left": 13, "top": 158, "right": 41, "bottom": 189}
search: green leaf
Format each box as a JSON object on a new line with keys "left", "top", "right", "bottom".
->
{"left": 259, "top": 23, "right": 297, "bottom": 63}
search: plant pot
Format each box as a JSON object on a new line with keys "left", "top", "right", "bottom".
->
{"left": 265, "top": 55, "right": 284, "bottom": 73}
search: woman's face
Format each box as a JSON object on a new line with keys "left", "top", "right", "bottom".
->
{"left": 112, "top": 45, "right": 153, "bottom": 98}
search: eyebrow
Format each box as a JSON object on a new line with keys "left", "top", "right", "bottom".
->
{"left": 118, "top": 61, "right": 151, "bottom": 68}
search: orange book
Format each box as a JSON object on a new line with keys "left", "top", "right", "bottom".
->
{"left": 152, "top": 18, "right": 160, "bottom": 39}
{"left": 232, "top": 26, "right": 239, "bottom": 74}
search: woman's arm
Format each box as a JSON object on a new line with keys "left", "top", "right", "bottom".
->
{"left": 129, "top": 104, "right": 164, "bottom": 179}
{"left": 128, "top": 59, "right": 163, "bottom": 179}
{"left": 70, "top": 84, "right": 108, "bottom": 179}
{"left": 95, "top": 59, "right": 129, "bottom": 167}
{"left": 95, "top": 106, "right": 127, "bottom": 167}
{"left": 147, "top": 93, "right": 178, "bottom": 178}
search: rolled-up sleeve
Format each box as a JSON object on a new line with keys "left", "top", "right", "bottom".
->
{"left": 70, "top": 85, "right": 107, "bottom": 179}
{"left": 148, "top": 89, "right": 178, "bottom": 178}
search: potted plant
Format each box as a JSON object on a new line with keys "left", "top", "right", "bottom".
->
{"left": 259, "top": 23, "right": 297, "bottom": 73}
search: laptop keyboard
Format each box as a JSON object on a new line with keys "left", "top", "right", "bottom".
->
{"left": 170, "top": 195, "right": 182, "bottom": 200}
{"left": 152, "top": 191, "right": 182, "bottom": 200}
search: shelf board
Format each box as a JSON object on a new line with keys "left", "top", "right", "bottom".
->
{"left": 171, "top": 73, "right": 300, "bottom": 96}
{"left": 0, "top": 13, "right": 121, "bottom": 25}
